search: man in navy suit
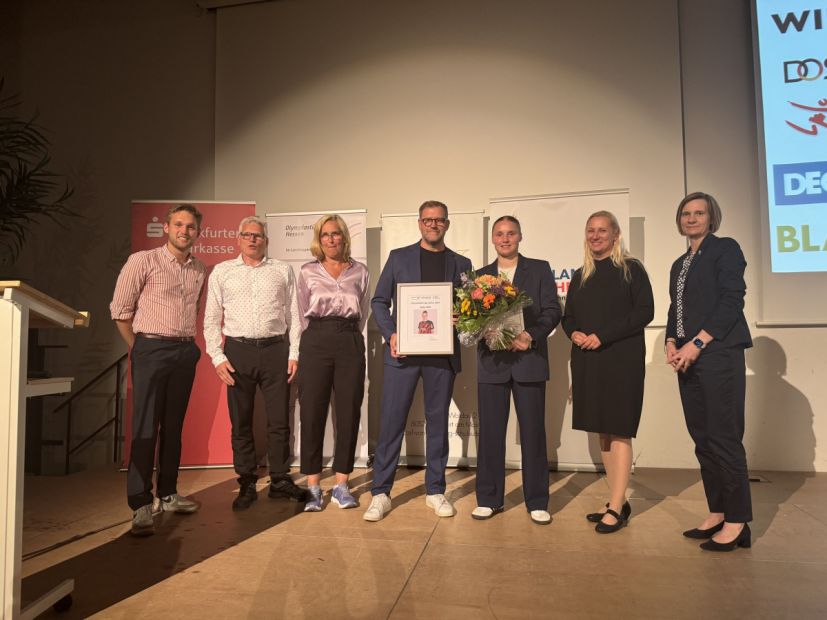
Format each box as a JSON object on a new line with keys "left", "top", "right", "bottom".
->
{"left": 365, "top": 200, "right": 472, "bottom": 522}
{"left": 472, "top": 215, "right": 561, "bottom": 525}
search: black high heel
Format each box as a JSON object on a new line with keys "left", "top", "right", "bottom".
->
{"left": 682, "top": 521, "right": 724, "bottom": 539}
{"left": 699, "top": 523, "right": 751, "bottom": 552}
{"left": 595, "top": 503, "right": 630, "bottom": 534}
{"left": 587, "top": 501, "right": 631, "bottom": 523}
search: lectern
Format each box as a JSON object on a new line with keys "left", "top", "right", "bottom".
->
{"left": 1, "top": 281, "right": 89, "bottom": 619}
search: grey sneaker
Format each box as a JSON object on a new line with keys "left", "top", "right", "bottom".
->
{"left": 154, "top": 493, "right": 199, "bottom": 514}
{"left": 331, "top": 484, "right": 358, "bottom": 509}
{"left": 131, "top": 504, "right": 155, "bottom": 537}
{"left": 363, "top": 493, "right": 391, "bottom": 522}
{"left": 304, "top": 486, "right": 323, "bottom": 512}
{"left": 425, "top": 493, "right": 456, "bottom": 518}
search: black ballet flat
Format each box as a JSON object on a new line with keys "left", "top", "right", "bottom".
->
{"left": 595, "top": 506, "right": 628, "bottom": 534}
{"left": 587, "top": 501, "right": 631, "bottom": 524}
{"left": 699, "top": 523, "right": 751, "bottom": 552}
{"left": 682, "top": 521, "right": 724, "bottom": 539}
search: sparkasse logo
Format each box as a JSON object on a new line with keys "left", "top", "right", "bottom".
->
{"left": 146, "top": 216, "right": 164, "bottom": 238}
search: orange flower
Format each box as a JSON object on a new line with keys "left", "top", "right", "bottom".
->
{"left": 483, "top": 293, "right": 496, "bottom": 309}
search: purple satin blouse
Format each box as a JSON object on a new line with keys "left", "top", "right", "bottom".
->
{"left": 297, "top": 259, "right": 371, "bottom": 331}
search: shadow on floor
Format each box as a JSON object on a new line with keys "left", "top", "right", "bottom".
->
{"left": 21, "top": 465, "right": 428, "bottom": 619}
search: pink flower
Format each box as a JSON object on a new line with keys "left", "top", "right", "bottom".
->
{"left": 471, "top": 288, "right": 484, "bottom": 300}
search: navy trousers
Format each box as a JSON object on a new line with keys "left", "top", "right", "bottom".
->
{"left": 127, "top": 336, "right": 199, "bottom": 510}
{"left": 476, "top": 380, "right": 549, "bottom": 511}
{"left": 371, "top": 358, "right": 454, "bottom": 496}
{"left": 679, "top": 346, "right": 752, "bottom": 523}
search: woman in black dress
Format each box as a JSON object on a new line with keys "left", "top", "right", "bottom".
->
{"left": 666, "top": 192, "right": 752, "bottom": 551}
{"left": 562, "top": 211, "right": 654, "bottom": 533}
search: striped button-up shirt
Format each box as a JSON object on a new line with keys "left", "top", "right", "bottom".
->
{"left": 110, "top": 245, "right": 206, "bottom": 337}
{"left": 204, "top": 254, "right": 301, "bottom": 366}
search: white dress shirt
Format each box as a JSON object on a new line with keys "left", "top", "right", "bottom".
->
{"left": 204, "top": 254, "right": 301, "bottom": 366}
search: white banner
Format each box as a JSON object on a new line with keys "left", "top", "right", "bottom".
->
{"left": 379, "top": 211, "right": 485, "bottom": 466}
{"left": 490, "top": 190, "right": 630, "bottom": 470}
{"left": 266, "top": 210, "right": 369, "bottom": 467}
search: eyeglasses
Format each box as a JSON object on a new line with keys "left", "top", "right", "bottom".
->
{"left": 420, "top": 217, "right": 448, "bottom": 227}
{"left": 239, "top": 232, "right": 265, "bottom": 241}
{"left": 320, "top": 231, "right": 343, "bottom": 240}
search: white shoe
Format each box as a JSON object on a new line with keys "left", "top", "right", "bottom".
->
{"left": 530, "top": 510, "right": 551, "bottom": 525}
{"left": 425, "top": 494, "right": 456, "bottom": 518}
{"left": 471, "top": 506, "right": 503, "bottom": 520}
{"left": 363, "top": 493, "right": 392, "bottom": 522}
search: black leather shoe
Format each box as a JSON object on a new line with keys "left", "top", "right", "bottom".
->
{"left": 232, "top": 483, "right": 258, "bottom": 511}
{"left": 699, "top": 523, "right": 751, "bottom": 552}
{"left": 682, "top": 520, "right": 724, "bottom": 539}
{"left": 586, "top": 503, "right": 609, "bottom": 523}
{"left": 587, "top": 501, "right": 631, "bottom": 523}
{"left": 268, "top": 475, "right": 308, "bottom": 502}
{"left": 595, "top": 506, "right": 628, "bottom": 534}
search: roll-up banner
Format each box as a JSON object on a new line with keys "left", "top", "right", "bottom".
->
{"left": 490, "top": 190, "right": 630, "bottom": 470}
{"left": 265, "top": 210, "right": 369, "bottom": 466}
{"left": 125, "top": 201, "right": 256, "bottom": 467}
{"left": 379, "top": 211, "right": 485, "bottom": 466}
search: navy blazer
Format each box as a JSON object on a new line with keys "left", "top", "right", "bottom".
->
{"left": 477, "top": 255, "right": 562, "bottom": 383}
{"left": 666, "top": 234, "right": 752, "bottom": 351}
{"left": 371, "top": 242, "right": 472, "bottom": 372}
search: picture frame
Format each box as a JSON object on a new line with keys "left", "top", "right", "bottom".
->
{"left": 396, "top": 282, "right": 454, "bottom": 355}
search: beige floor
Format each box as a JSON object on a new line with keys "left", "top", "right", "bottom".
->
{"left": 20, "top": 466, "right": 827, "bottom": 619}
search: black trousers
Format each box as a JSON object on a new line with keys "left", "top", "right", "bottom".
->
{"left": 128, "top": 336, "right": 200, "bottom": 510}
{"left": 476, "top": 380, "right": 549, "bottom": 511}
{"left": 225, "top": 336, "right": 291, "bottom": 484}
{"left": 678, "top": 345, "right": 753, "bottom": 523}
{"left": 298, "top": 318, "right": 365, "bottom": 475}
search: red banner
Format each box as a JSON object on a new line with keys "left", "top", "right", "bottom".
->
{"left": 125, "top": 201, "right": 256, "bottom": 466}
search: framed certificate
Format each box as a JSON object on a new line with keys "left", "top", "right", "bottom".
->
{"left": 396, "top": 282, "right": 454, "bottom": 355}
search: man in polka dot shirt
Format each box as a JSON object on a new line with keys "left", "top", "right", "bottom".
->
{"left": 204, "top": 215, "right": 304, "bottom": 510}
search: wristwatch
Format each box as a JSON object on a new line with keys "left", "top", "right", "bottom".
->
{"left": 692, "top": 338, "right": 706, "bottom": 350}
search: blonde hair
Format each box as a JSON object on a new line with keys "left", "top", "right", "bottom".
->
{"left": 310, "top": 214, "right": 351, "bottom": 261}
{"left": 579, "top": 210, "right": 634, "bottom": 286}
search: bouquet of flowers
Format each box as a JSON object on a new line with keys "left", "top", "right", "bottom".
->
{"left": 454, "top": 271, "right": 533, "bottom": 350}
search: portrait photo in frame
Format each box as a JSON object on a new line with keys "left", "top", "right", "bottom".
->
{"left": 396, "top": 282, "right": 454, "bottom": 355}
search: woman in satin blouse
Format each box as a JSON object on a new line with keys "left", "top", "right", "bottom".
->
{"left": 297, "top": 215, "right": 370, "bottom": 512}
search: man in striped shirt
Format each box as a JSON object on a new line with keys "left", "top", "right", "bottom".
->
{"left": 111, "top": 204, "right": 206, "bottom": 537}
{"left": 204, "top": 215, "right": 305, "bottom": 510}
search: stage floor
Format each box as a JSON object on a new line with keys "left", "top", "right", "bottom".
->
{"left": 20, "top": 466, "right": 827, "bottom": 618}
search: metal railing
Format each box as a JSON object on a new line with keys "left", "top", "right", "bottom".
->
{"left": 52, "top": 354, "right": 128, "bottom": 474}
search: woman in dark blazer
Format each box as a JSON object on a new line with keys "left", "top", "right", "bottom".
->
{"left": 473, "top": 216, "right": 562, "bottom": 525}
{"left": 666, "top": 192, "right": 753, "bottom": 551}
